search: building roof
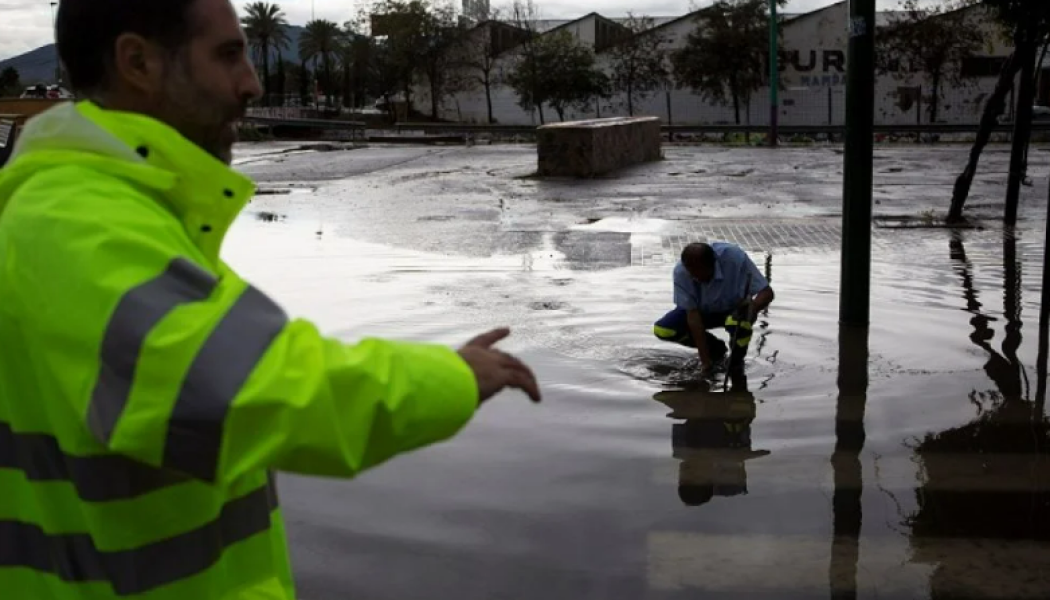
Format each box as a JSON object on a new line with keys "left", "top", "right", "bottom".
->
{"left": 522, "top": 14, "right": 678, "bottom": 33}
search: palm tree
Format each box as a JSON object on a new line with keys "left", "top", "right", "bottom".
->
{"left": 299, "top": 19, "right": 345, "bottom": 108}
{"left": 241, "top": 2, "right": 290, "bottom": 106}
{"left": 338, "top": 35, "right": 355, "bottom": 109}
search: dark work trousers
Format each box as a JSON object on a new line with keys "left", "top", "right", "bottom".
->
{"left": 653, "top": 307, "right": 752, "bottom": 366}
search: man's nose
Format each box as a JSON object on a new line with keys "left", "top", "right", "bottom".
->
{"left": 241, "top": 61, "right": 263, "bottom": 102}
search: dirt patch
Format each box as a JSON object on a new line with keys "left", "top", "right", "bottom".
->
{"left": 255, "top": 211, "right": 287, "bottom": 222}
{"left": 529, "top": 301, "right": 570, "bottom": 311}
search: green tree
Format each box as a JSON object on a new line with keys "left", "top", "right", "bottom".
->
{"left": 300, "top": 19, "right": 345, "bottom": 108}
{"left": 878, "top": 0, "right": 986, "bottom": 124}
{"left": 272, "top": 54, "right": 287, "bottom": 105}
{"left": 458, "top": 14, "right": 529, "bottom": 123}
{"left": 416, "top": 2, "right": 467, "bottom": 119}
{"left": 606, "top": 14, "right": 671, "bottom": 116}
{"left": 542, "top": 33, "right": 610, "bottom": 121}
{"left": 337, "top": 33, "right": 364, "bottom": 109}
{"left": 507, "top": 0, "right": 547, "bottom": 122}
{"left": 364, "top": 0, "right": 466, "bottom": 120}
{"left": 507, "top": 30, "right": 609, "bottom": 122}
{"left": 241, "top": 2, "right": 290, "bottom": 106}
{"left": 671, "top": 0, "right": 786, "bottom": 125}
{"left": 361, "top": 0, "right": 427, "bottom": 118}
{"left": 292, "top": 59, "right": 313, "bottom": 107}
{"left": 0, "top": 67, "right": 20, "bottom": 97}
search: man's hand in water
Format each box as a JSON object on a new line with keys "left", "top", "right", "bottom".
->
{"left": 458, "top": 328, "right": 542, "bottom": 405}
{"left": 698, "top": 362, "right": 716, "bottom": 379}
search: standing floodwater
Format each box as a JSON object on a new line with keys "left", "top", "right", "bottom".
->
{"left": 228, "top": 143, "right": 1050, "bottom": 600}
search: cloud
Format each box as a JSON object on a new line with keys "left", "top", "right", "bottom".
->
{"left": 1, "top": 0, "right": 902, "bottom": 62}
{"left": 0, "top": 1, "right": 56, "bottom": 62}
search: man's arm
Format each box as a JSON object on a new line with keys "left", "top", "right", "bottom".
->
{"left": 738, "top": 250, "right": 774, "bottom": 321}
{"left": 8, "top": 170, "right": 537, "bottom": 488}
{"left": 749, "top": 286, "right": 775, "bottom": 321}
{"left": 686, "top": 309, "right": 714, "bottom": 369}
{"left": 674, "top": 270, "right": 714, "bottom": 370}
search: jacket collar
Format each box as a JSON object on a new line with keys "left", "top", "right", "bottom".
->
{"left": 76, "top": 101, "right": 255, "bottom": 262}
{"left": 5, "top": 100, "right": 255, "bottom": 264}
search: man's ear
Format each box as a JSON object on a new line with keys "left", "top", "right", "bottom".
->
{"left": 112, "top": 33, "right": 168, "bottom": 95}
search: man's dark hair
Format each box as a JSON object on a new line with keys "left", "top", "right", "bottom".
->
{"left": 56, "top": 0, "right": 199, "bottom": 93}
{"left": 681, "top": 242, "right": 715, "bottom": 272}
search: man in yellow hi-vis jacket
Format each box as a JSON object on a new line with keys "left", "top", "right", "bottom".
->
{"left": 0, "top": 0, "right": 541, "bottom": 598}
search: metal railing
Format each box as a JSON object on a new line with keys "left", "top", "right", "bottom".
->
{"left": 240, "top": 109, "right": 1050, "bottom": 141}
{"left": 245, "top": 106, "right": 307, "bottom": 120}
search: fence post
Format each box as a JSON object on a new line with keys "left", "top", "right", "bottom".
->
{"left": 917, "top": 86, "right": 923, "bottom": 127}
{"left": 828, "top": 87, "right": 834, "bottom": 125}
{"left": 666, "top": 91, "right": 673, "bottom": 128}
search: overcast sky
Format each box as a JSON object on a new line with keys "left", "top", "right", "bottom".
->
{"left": 1, "top": 0, "right": 913, "bottom": 62}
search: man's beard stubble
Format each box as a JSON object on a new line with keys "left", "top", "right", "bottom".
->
{"left": 159, "top": 68, "right": 245, "bottom": 165}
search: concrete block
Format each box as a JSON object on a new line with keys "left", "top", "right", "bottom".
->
{"left": 537, "top": 116, "right": 662, "bottom": 177}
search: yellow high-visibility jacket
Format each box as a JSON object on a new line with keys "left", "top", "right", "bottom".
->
{"left": 0, "top": 101, "right": 478, "bottom": 599}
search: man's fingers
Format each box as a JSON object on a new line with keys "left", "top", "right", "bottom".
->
{"left": 496, "top": 350, "right": 535, "bottom": 378}
{"left": 506, "top": 368, "right": 542, "bottom": 403}
{"left": 493, "top": 351, "right": 541, "bottom": 403}
{"left": 464, "top": 327, "right": 511, "bottom": 349}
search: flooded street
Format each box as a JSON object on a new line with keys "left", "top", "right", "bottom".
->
{"left": 227, "top": 143, "right": 1049, "bottom": 599}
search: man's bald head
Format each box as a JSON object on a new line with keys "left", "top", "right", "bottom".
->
{"left": 682, "top": 242, "right": 716, "bottom": 282}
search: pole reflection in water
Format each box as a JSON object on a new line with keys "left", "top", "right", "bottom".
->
{"left": 652, "top": 373, "right": 770, "bottom": 507}
{"left": 829, "top": 324, "right": 867, "bottom": 600}
{"left": 1038, "top": 217, "right": 1050, "bottom": 413}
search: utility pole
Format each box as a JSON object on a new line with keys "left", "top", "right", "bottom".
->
{"left": 839, "top": 0, "right": 876, "bottom": 327}
{"left": 769, "top": 0, "right": 779, "bottom": 147}
{"left": 50, "top": 2, "right": 59, "bottom": 84}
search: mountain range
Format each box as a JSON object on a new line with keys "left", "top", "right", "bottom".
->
{"left": 0, "top": 25, "right": 307, "bottom": 87}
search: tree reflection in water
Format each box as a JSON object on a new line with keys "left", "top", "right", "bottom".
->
{"left": 905, "top": 232, "right": 1050, "bottom": 598}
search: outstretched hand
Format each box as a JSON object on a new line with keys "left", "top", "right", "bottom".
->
{"left": 458, "top": 328, "right": 542, "bottom": 405}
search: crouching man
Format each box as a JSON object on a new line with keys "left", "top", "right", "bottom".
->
{"left": 654, "top": 242, "right": 774, "bottom": 377}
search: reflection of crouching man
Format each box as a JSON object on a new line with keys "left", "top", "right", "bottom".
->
{"left": 653, "top": 242, "right": 774, "bottom": 376}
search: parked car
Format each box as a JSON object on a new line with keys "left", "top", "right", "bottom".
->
{"left": 19, "top": 84, "right": 74, "bottom": 100}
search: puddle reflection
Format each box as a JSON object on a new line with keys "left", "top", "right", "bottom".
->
{"left": 901, "top": 231, "right": 1050, "bottom": 598}
{"left": 1037, "top": 229, "right": 1049, "bottom": 413}
{"left": 951, "top": 231, "right": 1027, "bottom": 402}
{"left": 652, "top": 375, "right": 770, "bottom": 508}
{"left": 830, "top": 325, "right": 867, "bottom": 600}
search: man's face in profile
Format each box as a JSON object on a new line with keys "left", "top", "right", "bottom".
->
{"left": 154, "top": 0, "right": 261, "bottom": 163}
